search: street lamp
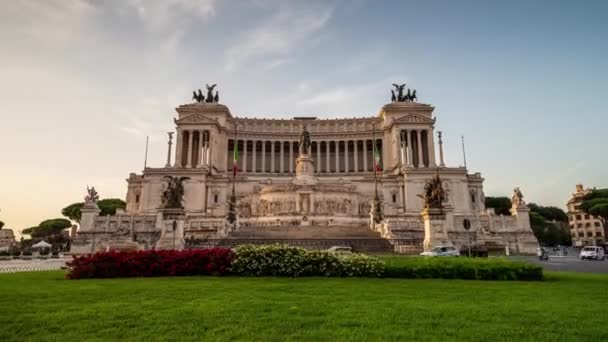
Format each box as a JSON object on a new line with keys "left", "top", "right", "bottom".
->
{"left": 172, "top": 220, "right": 177, "bottom": 250}
{"left": 463, "top": 218, "right": 471, "bottom": 257}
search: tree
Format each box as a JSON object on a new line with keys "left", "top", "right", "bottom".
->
{"left": 529, "top": 211, "right": 571, "bottom": 246}
{"left": 21, "top": 226, "right": 38, "bottom": 236}
{"left": 62, "top": 203, "right": 84, "bottom": 222}
{"left": 484, "top": 197, "right": 512, "bottom": 215}
{"left": 0, "top": 221, "right": 4, "bottom": 229}
{"left": 97, "top": 199, "right": 127, "bottom": 216}
{"left": 61, "top": 198, "right": 126, "bottom": 222}
{"left": 22, "top": 219, "right": 72, "bottom": 239}
{"left": 580, "top": 189, "right": 608, "bottom": 243}
{"left": 527, "top": 203, "right": 568, "bottom": 222}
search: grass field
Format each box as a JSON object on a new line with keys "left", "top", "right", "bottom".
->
{"left": 1, "top": 271, "right": 607, "bottom": 341}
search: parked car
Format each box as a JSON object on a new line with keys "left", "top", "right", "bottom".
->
{"left": 420, "top": 246, "right": 460, "bottom": 257}
{"left": 327, "top": 246, "right": 352, "bottom": 254}
{"left": 580, "top": 246, "right": 605, "bottom": 260}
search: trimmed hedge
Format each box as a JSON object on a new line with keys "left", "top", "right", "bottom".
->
{"left": 67, "top": 249, "right": 234, "bottom": 279}
{"left": 66, "top": 245, "right": 542, "bottom": 281}
{"left": 231, "top": 244, "right": 385, "bottom": 277}
{"left": 382, "top": 256, "right": 543, "bottom": 281}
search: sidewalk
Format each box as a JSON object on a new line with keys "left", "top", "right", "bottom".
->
{"left": 0, "top": 257, "right": 69, "bottom": 273}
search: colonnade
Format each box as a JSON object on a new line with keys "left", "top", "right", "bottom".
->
{"left": 398, "top": 129, "right": 436, "bottom": 168}
{"left": 175, "top": 130, "right": 213, "bottom": 168}
{"left": 174, "top": 128, "right": 436, "bottom": 171}
{"left": 227, "top": 139, "right": 383, "bottom": 174}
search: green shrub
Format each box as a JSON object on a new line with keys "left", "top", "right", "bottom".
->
{"left": 0, "top": 250, "right": 10, "bottom": 256}
{"left": 382, "top": 257, "right": 543, "bottom": 281}
{"left": 231, "top": 244, "right": 384, "bottom": 277}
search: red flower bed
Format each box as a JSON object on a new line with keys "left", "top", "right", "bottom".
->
{"left": 67, "top": 248, "right": 234, "bottom": 279}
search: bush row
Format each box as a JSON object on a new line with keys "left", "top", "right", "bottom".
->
{"left": 230, "top": 244, "right": 384, "bottom": 277}
{"left": 66, "top": 245, "right": 543, "bottom": 281}
{"left": 382, "top": 256, "right": 543, "bottom": 281}
{"left": 67, "top": 248, "right": 234, "bottom": 279}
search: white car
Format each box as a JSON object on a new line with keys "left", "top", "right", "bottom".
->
{"left": 580, "top": 246, "right": 605, "bottom": 260}
{"left": 420, "top": 246, "right": 460, "bottom": 257}
{"left": 327, "top": 246, "right": 352, "bottom": 254}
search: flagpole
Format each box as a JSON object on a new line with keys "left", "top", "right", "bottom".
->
{"left": 227, "top": 123, "right": 238, "bottom": 225}
{"left": 371, "top": 123, "right": 382, "bottom": 224}
{"left": 143, "top": 136, "right": 149, "bottom": 169}
{"left": 373, "top": 123, "right": 378, "bottom": 200}
{"left": 232, "top": 124, "right": 237, "bottom": 198}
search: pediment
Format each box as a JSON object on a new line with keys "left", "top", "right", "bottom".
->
{"left": 393, "top": 113, "right": 435, "bottom": 124}
{"left": 174, "top": 114, "right": 218, "bottom": 125}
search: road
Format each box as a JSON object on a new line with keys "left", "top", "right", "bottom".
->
{"left": 513, "top": 255, "right": 608, "bottom": 274}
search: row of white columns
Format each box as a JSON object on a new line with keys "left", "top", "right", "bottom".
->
{"left": 399, "top": 129, "right": 436, "bottom": 168}
{"left": 175, "top": 130, "right": 213, "bottom": 168}
{"left": 228, "top": 139, "right": 382, "bottom": 174}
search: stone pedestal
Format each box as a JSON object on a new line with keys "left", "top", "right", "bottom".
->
{"left": 422, "top": 208, "right": 449, "bottom": 252}
{"left": 510, "top": 204, "right": 538, "bottom": 253}
{"left": 79, "top": 202, "right": 100, "bottom": 232}
{"left": 294, "top": 154, "right": 316, "bottom": 186}
{"left": 155, "top": 209, "right": 186, "bottom": 250}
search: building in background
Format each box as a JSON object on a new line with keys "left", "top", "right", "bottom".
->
{"left": 0, "top": 228, "right": 16, "bottom": 251}
{"left": 567, "top": 184, "right": 605, "bottom": 247}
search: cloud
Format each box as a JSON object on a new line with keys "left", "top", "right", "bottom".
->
{"left": 224, "top": 5, "right": 333, "bottom": 71}
{"left": 123, "top": 0, "right": 216, "bottom": 31}
{"left": 261, "top": 58, "right": 294, "bottom": 71}
{"left": 2, "top": 0, "right": 95, "bottom": 48}
{"left": 299, "top": 88, "right": 351, "bottom": 106}
{"left": 296, "top": 76, "right": 407, "bottom": 115}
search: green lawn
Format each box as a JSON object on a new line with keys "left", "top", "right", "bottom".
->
{"left": 1, "top": 271, "right": 607, "bottom": 341}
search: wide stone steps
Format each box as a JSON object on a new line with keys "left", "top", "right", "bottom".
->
{"left": 216, "top": 238, "right": 396, "bottom": 253}
{"left": 232, "top": 225, "right": 381, "bottom": 239}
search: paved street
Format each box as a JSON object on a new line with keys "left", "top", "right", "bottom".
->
{"left": 0, "top": 258, "right": 69, "bottom": 273}
{"left": 513, "top": 255, "right": 608, "bottom": 274}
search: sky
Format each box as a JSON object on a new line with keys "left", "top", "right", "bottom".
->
{"left": 0, "top": 0, "right": 606, "bottom": 236}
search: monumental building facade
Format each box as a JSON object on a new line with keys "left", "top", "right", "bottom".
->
{"left": 71, "top": 85, "right": 538, "bottom": 254}
{"left": 567, "top": 184, "right": 605, "bottom": 247}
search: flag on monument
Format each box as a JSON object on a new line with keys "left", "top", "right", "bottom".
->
{"left": 373, "top": 140, "right": 382, "bottom": 173}
{"left": 233, "top": 142, "right": 239, "bottom": 176}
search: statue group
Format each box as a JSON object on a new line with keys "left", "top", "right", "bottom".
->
{"left": 418, "top": 174, "right": 445, "bottom": 209}
{"left": 85, "top": 186, "right": 99, "bottom": 204}
{"left": 192, "top": 84, "right": 220, "bottom": 103}
{"left": 511, "top": 187, "right": 525, "bottom": 207}
{"left": 391, "top": 83, "right": 417, "bottom": 103}
{"left": 161, "top": 176, "right": 189, "bottom": 209}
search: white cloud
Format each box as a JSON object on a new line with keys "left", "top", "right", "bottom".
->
{"left": 299, "top": 88, "right": 351, "bottom": 106}
{"left": 262, "top": 58, "right": 294, "bottom": 71}
{"left": 296, "top": 76, "right": 407, "bottom": 115}
{"left": 224, "top": 5, "right": 333, "bottom": 71}
{"left": 124, "top": 0, "right": 216, "bottom": 31}
{"left": 1, "top": 0, "right": 95, "bottom": 48}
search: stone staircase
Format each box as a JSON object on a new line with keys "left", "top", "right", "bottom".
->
{"left": 214, "top": 225, "right": 403, "bottom": 253}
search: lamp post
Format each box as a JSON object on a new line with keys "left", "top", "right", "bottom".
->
{"left": 172, "top": 220, "right": 177, "bottom": 250}
{"left": 371, "top": 123, "right": 383, "bottom": 224}
{"left": 463, "top": 218, "right": 471, "bottom": 257}
{"left": 90, "top": 225, "right": 96, "bottom": 254}
{"left": 227, "top": 123, "right": 238, "bottom": 225}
